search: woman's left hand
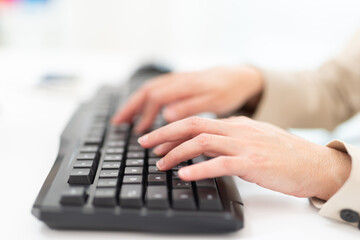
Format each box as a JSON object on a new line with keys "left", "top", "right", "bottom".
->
{"left": 138, "top": 116, "right": 351, "bottom": 201}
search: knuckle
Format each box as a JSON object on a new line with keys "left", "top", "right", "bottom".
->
{"left": 148, "top": 92, "right": 161, "bottom": 104}
{"left": 195, "top": 133, "right": 211, "bottom": 147}
{"left": 220, "top": 157, "right": 235, "bottom": 173}
{"left": 186, "top": 116, "right": 203, "bottom": 130}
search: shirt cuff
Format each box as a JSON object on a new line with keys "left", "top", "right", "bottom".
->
{"left": 310, "top": 140, "right": 360, "bottom": 227}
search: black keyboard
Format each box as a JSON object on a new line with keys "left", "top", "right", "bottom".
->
{"left": 32, "top": 65, "right": 244, "bottom": 233}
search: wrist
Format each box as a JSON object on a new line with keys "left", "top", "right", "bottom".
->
{"left": 314, "top": 146, "right": 351, "bottom": 201}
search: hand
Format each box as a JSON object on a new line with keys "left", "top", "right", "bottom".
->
{"left": 111, "top": 66, "right": 263, "bottom": 133}
{"left": 138, "top": 116, "right": 351, "bottom": 201}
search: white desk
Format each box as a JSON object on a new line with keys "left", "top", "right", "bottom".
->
{"left": 0, "top": 50, "right": 359, "bottom": 240}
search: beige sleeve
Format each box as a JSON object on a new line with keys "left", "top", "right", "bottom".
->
{"left": 253, "top": 30, "right": 360, "bottom": 130}
{"left": 310, "top": 140, "right": 360, "bottom": 227}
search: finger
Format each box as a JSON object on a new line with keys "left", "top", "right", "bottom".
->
{"left": 153, "top": 140, "right": 184, "bottom": 156}
{"left": 111, "top": 88, "right": 148, "bottom": 124}
{"left": 135, "top": 81, "right": 200, "bottom": 133}
{"left": 157, "top": 134, "right": 239, "bottom": 171}
{"left": 178, "top": 156, "right": 248, "bottom": 181}
{"left": 111, "top": 73, "right": 174, "bottom": 124}
{"left": 163, "top": 94, "right": 214, "bottom": 122}
{"left": 138, "top": 117, "right": 230, "bottom": 149}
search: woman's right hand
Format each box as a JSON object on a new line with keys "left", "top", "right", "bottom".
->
{"left": 111, "top": 66, "right": 264, "bottom": 133}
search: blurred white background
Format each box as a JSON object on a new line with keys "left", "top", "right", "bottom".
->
{"left": 1, "top": 0, "right": 360, "bottom": 68}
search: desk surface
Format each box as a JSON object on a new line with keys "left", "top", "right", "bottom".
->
{"left": 0, "top": 50, "right": 359, "bottom": 240}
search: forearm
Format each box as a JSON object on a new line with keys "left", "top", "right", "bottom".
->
{"left": 251, "top": 30, "right": 360, "bottom": 130}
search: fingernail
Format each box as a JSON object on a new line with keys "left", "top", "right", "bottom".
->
{"left": 156, "top": 158, "right": 164, "bottom": 169}
{"left": 164, "top": 108, "right": 178, "bottom": 121}
{"left": 178, "top": 168, "right": 190, "bottom": 179}
{"left": 138, "top": 134, "right": 148, "bottom": 145}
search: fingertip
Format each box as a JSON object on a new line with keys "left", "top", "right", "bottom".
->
{"left": 178, "top": 167, "right": 193, "bottom": 181}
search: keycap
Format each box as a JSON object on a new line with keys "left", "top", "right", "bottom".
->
{"left": 77, "top": 153, "right": 98, "bottom": 160}
{"left": 102, "top": 161, "right": 121, "bottom": 169}
{"left": 196, "top": 178, "right": 216, "bottom": 188}
{"left": 79, "top": 146, "right": 99, "bottom": 153}
{"left": 148, "top": 157, "right": 161, "bottom": 166}
{"left": 148, "top": 151, "right": 159, "bottom": 158}
{"left": 148, "top": 174, "right": 167, "bottom": 185}
{"left": 111, "top": 123, "right": 130, "bottom": 133}
{"left": 172, "top": 162, "right": 189, "bottom": 170}
{"left": 97, "top": 178, "right": 118, "bottom": 188}
{"left": 107, "top": 140, "right": 126, "bottom": 147}
{"left": 73, "top": 160, "right": 96, "bottom": 172}
{"left": 124, "top": 167, "right": 143, "bottom": 175}
{"left": 172, "top": 189, "right": 196, "bottom": 210}
{"left": 171, "top": 171, "right": 180, "bottom": 179}
{"left": 108, "top": 133, "right": 127, "bottom": 141}
{"left": 104, "top": 155, "right": 122, "bottom": 161}
{"left": 172, "top": 179, "right": 192, "bottom": 189}
{"left": 60, "top": 187, "right": 87, "bottom": 205}
{"left": 126, "top": 159, "right": 144, "bottom": 166}
{"left": 128, "top": 145, "right": 143, "bottom": 151}
{"left": 192, "top": 155, "right": 207, "bottom": 164}
{"left": 99, "top": 169, "right": 119, "bottom": 178}
{"left": 119, "top": 184, "right": 143, "bottom": 208}
{"left": 68, "top": 168, "right": 94, "bottom": 185}
{"left": 106, "top": 148, "right": 124, "bottom": 154}
{"left": 148, "top": 166, "right": 163, "bottom": 174}
{"left": 127, "top": 152, "right": 145, "bottom": 159}
{"left": 93, "top": 188, "right": 117, "bottom": 207}
{"left": 146, "top": 186, "right": 169, "bottom": 209}
{"left": 84, "top": 137, "right": 102, "bottom": 145}
{"left": 122, "top": 175, "right": 142, "bottom": 184}
{"left": 197, "top": 188, "right": 222, "bottom": 211}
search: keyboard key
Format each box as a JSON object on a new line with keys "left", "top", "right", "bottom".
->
{"left": 172, "top": 179, "right": 192, "bottom": 189}
{"left": 192, "top": 155, "right": 207, "bottom": 164}
{"left": 60, "top": 187, "right": 87, "bottom": 205}
{"left": 197, "top": 188, "right": 222, "bottom": 211}
{"left": 119, "top": 184, "right": 143, "bottom": 208}
{"left": 93, "top": 188, "right": 117, "bottom": 207}
{"left": 128, "top": 145, "right": 143, "bottom": 151}
{"left": 146, "top": 186, "right": 169, "bottom": 209}
{"left": 111, "top": 123, "right": 130, "bottom": 133}
{"left": 106, "top": 148, "right": 124, "bottom": 154}
{"left": 171, "top": 171, "right": 180, "bottom": 179}
{"left": 97, "top": 178, "right": 118, "bottom": 188}
{"left": 77, "top": 153, "right": 98, "bottom": 160}
{"left": 102, "top": 161, "right": 121, "bottom": 169}
{"left": 108, "top": 133, "right": 127, "bottom": 141}
{"left": 99, "top": 169, "right": 120, "bottom": 178}
{"left": 148, "top": 174, "right": 167, "bottom": 185}
{"left": 122, "top": 175, "right": 142, "bottom": 184}
{"left": 172, "top": 162, "right": 189, "bottom": 170}
{"left": 127, "top": 152, "right": 145, "bottom": 159}
{"left": 148, "top": 157, "right": 161, "bottom": 166}
{"left": 79, "top": 146, "right": 99, "bottom": 153}
{"left": 68, "top": 168, "right": 94, "bottom": 185}
{"left": 104, "top": 155, "right": 122, "bottom": 161}
{"left": 126, "top": 159, "right": 144, "bottom": 166}
{"left": 148, "top": 151, "right": 160, "bottom": 158}
{"left": 84, "top": 137, "right": 102, "bottom": 145}
{"left": 148, "top": 166, "right": 163, "bottom": 174}
{"left": 73, "top": 160, "right": 96, "bottom": 173}
{"left": 172, "top": 189, "right": 196, "bottom": 210}
{"left": 107, "top": 140, "right": 126, "bottom": 147}
{"left": 196, "top": 178, "right": 216, "bottom": 188}
{"left": 124, "top": 167, "right": 143, "bottom": 175}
